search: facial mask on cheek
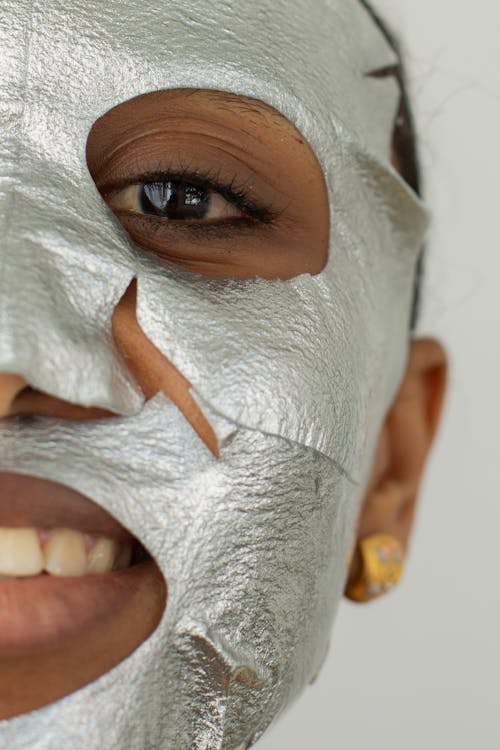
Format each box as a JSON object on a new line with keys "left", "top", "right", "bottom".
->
{"left": 0, "top": 396, "right": 360, "bottom": 748}
{"left": 0, "top": 0, "right": 428, "bottom": 747}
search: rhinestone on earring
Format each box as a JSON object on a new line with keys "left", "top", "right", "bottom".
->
{"left": 345, "top": 534, "right": 405, "bottom": 603}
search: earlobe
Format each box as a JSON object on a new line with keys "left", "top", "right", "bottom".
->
{"left": 345, "top": 337, "right": 448, "bottom": 601}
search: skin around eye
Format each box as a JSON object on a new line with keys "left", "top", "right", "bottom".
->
{"left": 86, "top": 89, "right": 330, "bottom": 280}
{"left": 107, "top": 179, "right": 245, "bottom": 222}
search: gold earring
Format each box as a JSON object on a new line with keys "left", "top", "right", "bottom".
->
{"left": 345, "top": 534, "right": 405, "bottom": 603}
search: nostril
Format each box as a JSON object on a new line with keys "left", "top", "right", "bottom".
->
{"left": 15, "top": 386, "right": 35, "bottom": 398}
{"left": 0, "top": 376, "right": 114, "bottom": 422}
{"left": 0, "top": 378, "right": 117, "bottom": 424}
{"left": 9, "top": 389, "right": 115, "bottom": 422}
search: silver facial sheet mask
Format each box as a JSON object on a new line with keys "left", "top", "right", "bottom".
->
{"left": 0, "top": 0, "right": 428, "bottom": 748}
{"left": 0, "top": 398, "right": 360, "bottom": 750}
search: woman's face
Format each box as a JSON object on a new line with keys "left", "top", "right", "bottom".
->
{"left": 0, "top": 88, "right": 330, "bottom": 717}
{"left": 0, "top": 1, "right": 434, "bottom": 747}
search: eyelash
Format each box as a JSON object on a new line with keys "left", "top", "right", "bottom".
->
{"left": 105, "top": 163, "right": 276, "bottom": 225}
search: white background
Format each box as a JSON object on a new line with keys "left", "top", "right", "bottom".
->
{"left": 260, "top": 1, "right": 500, "bottom": 748}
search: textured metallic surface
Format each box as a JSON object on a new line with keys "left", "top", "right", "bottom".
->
{"left": 0, "top": 397, "right": 360, "bottom": 749}
{"left": 0, "top": 0, "right": 428, "bottom": 747}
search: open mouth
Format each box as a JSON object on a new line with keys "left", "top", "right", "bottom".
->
{"left": 0, "top": 472, "right": 166, "bottom": 718}
{"left": 0, "top": 524, "right": 141, "bottom": 582}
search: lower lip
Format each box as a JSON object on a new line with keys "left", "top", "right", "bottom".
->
{"left": 0, "top": 560, "right": 156, "bottom": 658}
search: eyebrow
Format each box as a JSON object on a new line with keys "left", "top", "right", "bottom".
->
{"left": 188, "top": 88, "right": 290, "bottom": 127}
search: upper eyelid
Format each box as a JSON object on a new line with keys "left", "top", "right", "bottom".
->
{"left": 98, "top": 157, "right": 245, "bottom": 193}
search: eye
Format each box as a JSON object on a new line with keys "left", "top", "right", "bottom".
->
{"left": 107, "top": 178, "right": 245, "bottom": 223}
{"left": 86, "top": 90, "right": 329, "bottom": 278}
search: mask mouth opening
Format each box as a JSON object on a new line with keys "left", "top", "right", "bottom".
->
{"left": 0, "top": 470, "right": 155, "bottom": 576}
{"left": 0, "top": 471, "right": 167, "bottom": 720}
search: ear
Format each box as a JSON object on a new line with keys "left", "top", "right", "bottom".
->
{"left": 345, "top": 338, "right": 448, "bottom": 592}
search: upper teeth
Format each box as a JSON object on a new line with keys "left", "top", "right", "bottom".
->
{"left": 0, "top": 527, "right": 132, "bottom": 578}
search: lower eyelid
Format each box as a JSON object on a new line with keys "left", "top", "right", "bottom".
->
{"left": 171, "top": 216, "right": 264, "bottom": 238}
{"left": 115, "top": 210, "right": 267, "bottom": 243}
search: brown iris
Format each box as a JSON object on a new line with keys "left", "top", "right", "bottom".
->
{"left": 140, "top": 180, "right": 209, "bottom": 220}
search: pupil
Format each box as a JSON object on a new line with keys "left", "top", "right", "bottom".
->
{"left": 141, "top": 180, "right": 209, "bottom": 220}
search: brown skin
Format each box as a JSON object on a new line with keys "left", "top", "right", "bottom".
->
{"left": 0, "top": 564, "right": 166, "bottom": 720}
{"left": 0, "top": 88, "right": 447, "bottom": 717}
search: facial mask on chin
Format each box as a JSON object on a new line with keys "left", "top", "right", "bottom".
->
{"left": 0, "top": 0, "right": 428, "bottom": 748}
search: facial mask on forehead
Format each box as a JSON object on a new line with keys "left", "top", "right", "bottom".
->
{"left": 0, "top": 0, "right": 428, "bottom": 748}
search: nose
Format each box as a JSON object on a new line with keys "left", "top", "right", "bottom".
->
{"left": 0, "top": 283, "right": 218, "bottom": 456}
{"left": 111, "top": 282, "right": 218, "bottom": 456}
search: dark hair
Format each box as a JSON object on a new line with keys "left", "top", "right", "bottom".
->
{"left": 360, "top": 0, "right": 424, "bottom": 330}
